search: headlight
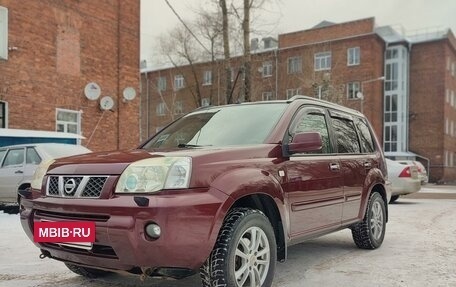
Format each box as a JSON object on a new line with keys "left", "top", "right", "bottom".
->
{"left": 31, "top": 159, "right": 55, "bottom": 190}
{"left": 115, "top": 157, "right": 192, "bottom": 193}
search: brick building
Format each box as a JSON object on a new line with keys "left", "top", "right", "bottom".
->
{"left": 0, "top": 0, "right": 140, "bottom": 151}
{"left": 140, "top": 17, "right": 456, "bottom": 183}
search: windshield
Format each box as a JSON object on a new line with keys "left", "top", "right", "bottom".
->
{"left": 143, "top": 103, "right": 287, "bottom": 149}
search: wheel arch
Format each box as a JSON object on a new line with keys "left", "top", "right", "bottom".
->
{"left": 209, "top": 168, "right": 288, "bottom": 262}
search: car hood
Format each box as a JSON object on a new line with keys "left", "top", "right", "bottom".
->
{"left": 48, "top": 149, "right": 156, "bottom": 175}
{"left": 46, "top": 145, "right": 282, "bottom": 176}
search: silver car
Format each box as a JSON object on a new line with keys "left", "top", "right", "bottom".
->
{"left": 386, "top": 159, "right": 421, "bottom": 203}
{"left": 0, "top": 143, "right": 91, "bottom": 204}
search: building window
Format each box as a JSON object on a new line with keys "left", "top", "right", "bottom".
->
{"left": 347, "top": 47, "right": 360, "bottom": 66}
{"left": 347, "top": 82, "right": 361, "bottom": 99}
{"left": 262, "top": 92, "right": 274, "bottom": 101}
{"left": 157, "top": 77, "right": 166, "bottom": 92}
{"left": 0, "top": 6, "right": 7, "bottom": 60}
{"left": 446, "top": 89, "right": 450, "bottom": 103}
{"left": 156, "top": 102, "right": 166, "bottom": 116}
{"left": 56, "top": 109, "right": 81, "bottom": 134}
{"left": 174, "top": 75, "right": 184, "bottom": 90}
{"left": 445, "top": 118, "right": 449, "bottom": 134}
{"left": 314, "top": 52, "right": 331, "bottom": 71}
{"left": 201, "top": 98, "right": 210, "bottom": 107}
{"left": 452, "top": 63, "right": 456, "bottom": 77}
{"left": 451, "top": 91, "right": 455, "bottom": 107}
{"left": 452, "top": 121, "right": 455, "bottom": 137}
{"left": 385, "top": 62, "right": 399, "bottom": 91}
{"left": 0, "top": 101, "right": 7, "bottom": 128}
{"left": 287, "top": 56, "right": 302, "bottom": 74}
{"left": 262, "top": 61, "right": 273, "bottom": 77}
{"left": 203, "top": 70, "right": 212, "bottom": 85}
{"left": 385, "top": 94, "right": 398, "bottom": 123}
{"left": 230, "top": 67, "right": 235, "bottom": 82}
{"left": 286, "top": 88, "right": 301, "bottom": 99}
{"left": 174, "top": 100, "right": 183, "bottom": 115}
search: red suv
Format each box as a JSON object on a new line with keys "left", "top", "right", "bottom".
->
{"left": 20, "top": 96, "right": 389, "bottom": 287}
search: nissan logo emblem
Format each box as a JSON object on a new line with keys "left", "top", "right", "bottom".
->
{"left": 64, "top": 179, "right": 76, "bottom": 195}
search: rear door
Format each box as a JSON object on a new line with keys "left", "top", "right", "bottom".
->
{"left": 284, "top": 107, "right": 344, "bottom": 238}
{"left": 329, "top": 112, "right": 371, "bottom": 223}
{"left": 0, "top": 148, "right": 25, "bottom": 202}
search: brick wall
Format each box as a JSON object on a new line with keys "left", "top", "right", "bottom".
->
{"left": 409, "top": 40, "right": 447, "bottom": 182}
{"left": 279, "top": 18, "right": 375, "bottom": 49}
{"left": 0, "top": 0, "right": 140, "bottom": 151}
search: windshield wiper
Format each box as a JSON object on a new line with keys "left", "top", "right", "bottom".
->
{"left": 177, "top": 143, "right": 211, "bottom": 148}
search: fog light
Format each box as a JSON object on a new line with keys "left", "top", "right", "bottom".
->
{"left": 145, "top": 223, "right": 161, "bottom": 239}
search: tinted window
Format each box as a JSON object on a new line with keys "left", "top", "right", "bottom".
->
{"left": 144, "top": 104, "right": 286, "bottom": 149}
{"left": 356, "top": 119, "right": 375, "bottom": 153}
{"left": 2, "top": 148, "right": 24, "bottom": 167}
{"left": 332, "top": 118, "right": 360, "bottom": 153}
{"left": 26, "top": 147, "right": 42, "bottom": 164}
{"left": 292, "top": 112, "right": 331, "bottom": 153}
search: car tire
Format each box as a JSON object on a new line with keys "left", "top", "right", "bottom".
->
{"left": 389, "top": 195, "right": 399, "bottom": 203}
{"left": 351, "top": 192, "right": 386, "bottom": 249}
{"left": 64, "top": 263, "right": 112, "bottom": 278}
{"left": 200, "top": 208, "right": 276, "bottom": 287}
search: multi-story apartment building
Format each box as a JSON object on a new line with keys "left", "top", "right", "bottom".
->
{"left": 0, "top": 0, "right": 140, "bottom": 151}
{"left": 140, "top": 17, "right": 456, "bottom": 183}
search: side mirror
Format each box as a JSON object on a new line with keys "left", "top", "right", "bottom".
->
{"left": 288, "top": 132, "right": 322, "bottom": 154}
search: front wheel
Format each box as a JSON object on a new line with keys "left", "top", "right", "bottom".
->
{"left": 351, "top": 192, "right": 386, "bottom": 249}
{"left": 200, "top": 208, "right": 277, "bottom": 287}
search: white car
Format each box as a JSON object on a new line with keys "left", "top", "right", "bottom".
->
{"left": 0, "top": 143, "right": 91, "bottom": 204}
{"left": 397, "top": 160, "right": 428, "bottom": 184}
{"left": 386, "top": 159, "right": 421, "bottom": 203}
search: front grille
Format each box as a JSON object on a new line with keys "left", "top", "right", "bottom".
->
{"left": 82, "top": 177, "right": 107, "bottom": 197}
{"left": 46, "top": 176, "right": 108, "bottom": 198}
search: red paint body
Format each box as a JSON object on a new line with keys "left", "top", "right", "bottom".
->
{"left": 20, "top": 97, "right": 387, "bottom": 276}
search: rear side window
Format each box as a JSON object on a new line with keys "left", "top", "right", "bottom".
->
{"left": 26, "top": 147, "right": 42, "bottom": 164}
{"left": 356, "top": 119, "right": 375, "bottom": 153}
{"left": 0, "top": 150, "right": 5, "bottom": 164}
{"left": 2, "top": 148, "right": 24, "bottom": 167}
{"left": 331, "top": 117, "right": 360, "bottom": 153}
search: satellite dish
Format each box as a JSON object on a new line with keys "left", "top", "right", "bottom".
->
{"left": 356, "top": 91, "right": 364, "bottom": 99}
{"left": 84, "top": 82, "right": 101, "bottom": 100}
{"left": 100, "top": 96, "right": 114, "bottom": 110}
{"left": 123, "top": 87, "right": 136, "bottom": 101}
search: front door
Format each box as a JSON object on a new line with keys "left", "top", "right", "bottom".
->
{"left": 283, "top": 107, "right": 343, "bottom": 238}
{"left": 0, "top": 148, "right": 25, "bottom": 202}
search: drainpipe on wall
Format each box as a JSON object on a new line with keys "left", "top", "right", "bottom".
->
{"left": 116, "top": 0, "right": 121, "bottom": 150}
{"left": 275, "top": 49, "right": 278, "bottom": 98}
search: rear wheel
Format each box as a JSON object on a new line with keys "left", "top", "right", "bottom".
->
{"left": 351, "top": 192, "right": 386, "bottom": 249}
{"left": 64, "top": 263, "right": 112, "bottom": 278}
{"left": 389, "top": 195, "right": 399, "bottom": 203}
{"left": 200, "top": 208, "right": 276, "bottom": 287}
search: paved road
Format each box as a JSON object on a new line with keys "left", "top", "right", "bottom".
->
{"left": 1, "top": 194, "right": 455, "bottom": 287}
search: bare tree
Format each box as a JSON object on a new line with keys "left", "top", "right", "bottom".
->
{"left": 219, "top": 0, "right": 233, "bottom": 103}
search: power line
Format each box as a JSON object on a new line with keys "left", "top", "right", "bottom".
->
{"left": 163, "top": 0, "right": 212, "bottom": 54}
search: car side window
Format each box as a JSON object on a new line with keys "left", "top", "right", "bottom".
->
{"left": 356, "top": 118, "right": 375, "bottom": 153}
{"left": 291, "top": 112, "right": 331, "bottom": 154}
{"left": 0, "top": 150, "right": 5, "bottom": 165}
{"left": 26, "top": 147, "right": 42, "bottom": 164}
{"left": 331, "top": 117, "right": 361, "bottom": 154}
{"left": 2, "top": 148, "right": 25, "bottom": 167}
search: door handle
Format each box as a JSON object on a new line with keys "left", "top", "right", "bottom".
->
{"left": 329, "top": 163, "right": 340, "bottom": 172}
{"left": 363, "top": 162, "right": 372, "bottom": 169}
{"left": 15, "top": 170, "right": 24, "bottom": 174}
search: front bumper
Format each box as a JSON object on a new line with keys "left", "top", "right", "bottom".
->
{"left": 20, "top": 187, "right": 230, "bottom": 273}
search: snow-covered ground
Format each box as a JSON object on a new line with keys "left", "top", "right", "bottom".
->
{"left": 1, "top": 197, "right": 456, "bottom": 287}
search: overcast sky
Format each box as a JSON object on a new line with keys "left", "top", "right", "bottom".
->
{"left": 140, "top": 0, "right": 456, "bottom": 68}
